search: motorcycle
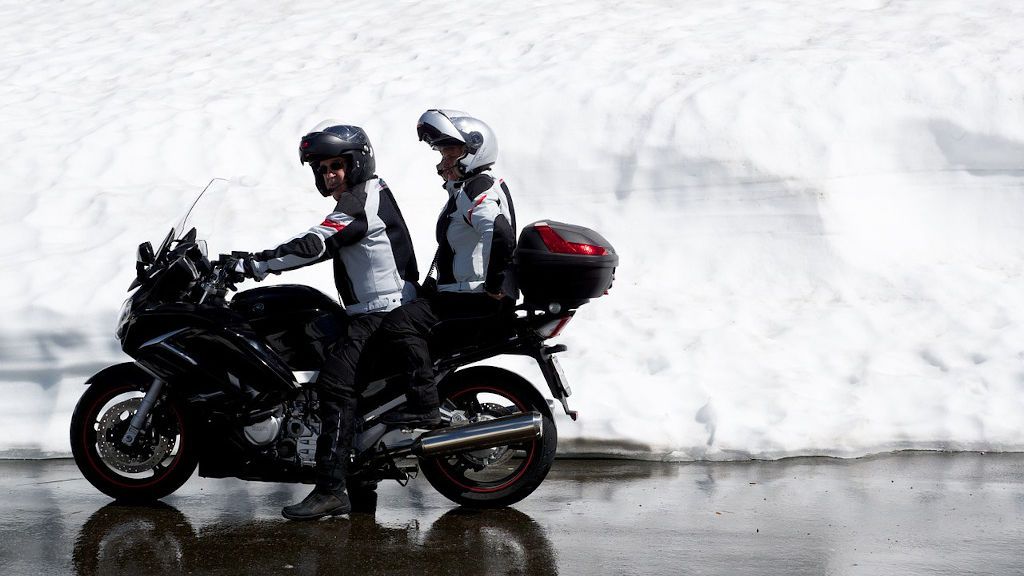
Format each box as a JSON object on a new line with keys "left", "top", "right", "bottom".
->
{"left": 70, "top": 180, "right": 618, "bottom": 509}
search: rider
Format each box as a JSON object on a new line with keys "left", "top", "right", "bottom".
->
{"left": 230, "top": 121, "right": 418, "bottom": 520}
{"left": 359, "top": 109, "right": 517, "bottom": 427}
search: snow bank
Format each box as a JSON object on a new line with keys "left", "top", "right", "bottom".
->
{"left": 2, "top": 0, "right": 1023, "bottom": 459}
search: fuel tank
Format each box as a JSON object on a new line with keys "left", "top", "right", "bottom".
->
{"left": 229, "top": 285, "right": 347, "bottom": 370}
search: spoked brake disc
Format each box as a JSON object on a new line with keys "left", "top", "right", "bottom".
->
{"left": 96, "top": 397, "right": 175, "bottom": 474}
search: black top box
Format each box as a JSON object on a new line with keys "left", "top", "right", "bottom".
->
{"left": 514, "top": 221, "right": 618, "bottom": 308}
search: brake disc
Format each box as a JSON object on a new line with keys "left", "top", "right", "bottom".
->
{"left": 96, "top": 397, "right": 175, "bottom": 474}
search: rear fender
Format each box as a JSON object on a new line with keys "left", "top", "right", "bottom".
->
{"left": 524, "top": 344, "right": 577, "bottom": 421}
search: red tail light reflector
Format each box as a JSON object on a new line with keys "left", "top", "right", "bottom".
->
{"left": 536, "top": 315, "right": 573, "bottom": 339}
{"left": 535, "top": 224, "right": 608, "bottom": 256}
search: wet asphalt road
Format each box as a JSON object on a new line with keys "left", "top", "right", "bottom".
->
{"left": 0, "top": 453, "right": 1022, "bottom": 575}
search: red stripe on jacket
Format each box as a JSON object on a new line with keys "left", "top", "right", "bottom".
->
{"left": 467, "top": 194, "right": 487, "bottom": 224}
{"left": 321, "top": 219, "right": 346, "bottom": 232}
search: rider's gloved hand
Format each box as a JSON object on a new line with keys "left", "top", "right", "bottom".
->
{"left": 222, "top": 253, "right": 268, "bottom": 282}
{"left": 219, "top": 256, "right": 246, "bottom": 285}
{"left": 236, "top": 253, "right": 269, "bottom": 282}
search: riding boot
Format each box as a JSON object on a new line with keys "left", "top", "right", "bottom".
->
{"left": 281, "top": 489, "right": 351, "bottom": 521}
{"left": 282, "top": 398, "right": 353, "bottom": 520}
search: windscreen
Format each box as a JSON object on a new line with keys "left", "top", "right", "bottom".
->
{"left": 152, "top": 178, "right": 230, "bottom": 261}
{"left": 173, "top": 178, "right": 229, "bottom": 241}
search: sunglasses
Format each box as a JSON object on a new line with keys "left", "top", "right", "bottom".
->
{"left": 316, "top": 160, "right": 346, "bottom": 174}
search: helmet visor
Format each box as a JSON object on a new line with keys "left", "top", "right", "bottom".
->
{"left": 299, "top": 131, "right": 357, "bottom": 164}
{"left": 417, "top": 110, "right": 465, "bottom": 148}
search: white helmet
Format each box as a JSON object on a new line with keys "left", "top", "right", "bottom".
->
{"left": 416, "top": 109, "right": 498, "bottom": 176}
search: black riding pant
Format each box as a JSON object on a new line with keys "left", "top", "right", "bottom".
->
{"left": 359, "top": 292, "right": 507, "bottom": 412}
{"left": 314, "top": 312, "right": 383, "bottom": 494}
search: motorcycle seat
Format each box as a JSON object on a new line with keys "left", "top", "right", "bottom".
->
{"left": 428, "top": 312, "right": 517, "bottom": 359}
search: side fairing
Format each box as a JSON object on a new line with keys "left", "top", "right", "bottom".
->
{"left": 122, "top": 304, "right": 297, "bottom": 410}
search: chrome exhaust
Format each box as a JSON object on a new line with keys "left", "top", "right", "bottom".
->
{"left": 413, "top": 412, "right": 543, "bottom": 457}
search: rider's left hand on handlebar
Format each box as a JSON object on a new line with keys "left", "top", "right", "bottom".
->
{"left": 218, "top": 256, "right": 246, "bottom": 284}
{"left": 219, "top": 253, "right": 267, "bottom": 283}
{"left": 231, "top": 254, "right": 269, "bottom": 282}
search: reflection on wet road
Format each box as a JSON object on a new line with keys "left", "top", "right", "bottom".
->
{"left": 71, "top": 504, "right": 554, "bottom": 575}
{"left": 2, "top": 454, "right": 1023, "bottom": 575}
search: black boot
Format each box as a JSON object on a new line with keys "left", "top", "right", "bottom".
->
{"left": 282, "top": 488, "right": 351, "bottom": 521}
{"left": 283, "top": 398, "right": 354, "bottom": 521}
{"left": 381, "top": 406, "right": 441, "bottom": 428}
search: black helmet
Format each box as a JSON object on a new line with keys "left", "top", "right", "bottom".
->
{"left": 299, "top": 121, "right": 376, "bottom": 195}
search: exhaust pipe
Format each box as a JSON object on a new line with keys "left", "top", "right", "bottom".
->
{"left": 412, "top": 412, "right": 543, "bottom": 457}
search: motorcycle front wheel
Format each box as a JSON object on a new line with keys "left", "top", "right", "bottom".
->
{"left": 420, "top": 366, "right": 558, "bottom": 508}
{"left": 70, "top": 365, "right": 198, "bottom": 502}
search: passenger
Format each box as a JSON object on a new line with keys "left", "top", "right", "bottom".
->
{"left": 230, "top": 121, "right": 418, "bottom": 520}
{"left": 360, "top": 110, "right": 517, "bottom": 427}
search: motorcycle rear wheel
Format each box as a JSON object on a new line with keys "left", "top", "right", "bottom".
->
{"left": 420, "top": 366, "right": 558, "bottom": 508}
{"left": 71, "top": 365, "right": 198, "bottom": 503}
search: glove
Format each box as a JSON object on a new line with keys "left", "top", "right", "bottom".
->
{"left": 238, "top": 254, "right": 269, "bottom": 281}
{"left": 223, "top": 253, "right": 268, "bottom": 282}
{"left": 218, "top": 256, "right": 244, "bottom": 285}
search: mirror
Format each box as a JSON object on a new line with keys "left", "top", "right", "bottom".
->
{"left": 137, "top": 242, "right": 155, "bottom": 265}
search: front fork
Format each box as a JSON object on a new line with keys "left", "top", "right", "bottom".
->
{"left": 528, "top": 344, "right": 578, "bottom": 421}
{"left": 121, "top": 378, "right": 165, "bottom": 446}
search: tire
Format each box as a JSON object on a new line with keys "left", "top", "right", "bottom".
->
{"left": 420, "top": 367, "right": 557, "bottom": 508}
{"left": 70, "top": 365, "right": 199, "bottom": 503}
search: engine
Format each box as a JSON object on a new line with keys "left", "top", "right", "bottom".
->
{"left": 242, "top": 396, "right": 321, "bottom": 468}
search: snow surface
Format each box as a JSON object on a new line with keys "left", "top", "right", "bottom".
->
{"left": 2, "top": 0, "right": 1023, "bottom": 459}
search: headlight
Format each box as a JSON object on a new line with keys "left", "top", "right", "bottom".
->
{"left": 115, "top": 296, "right": 133, "bottom": 339}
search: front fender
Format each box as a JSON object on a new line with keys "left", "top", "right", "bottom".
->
{"left": 84, "top": 362, "right": 153, "bottom": 387}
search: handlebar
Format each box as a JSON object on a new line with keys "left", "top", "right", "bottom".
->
{"left": 197, "top": 254, "right": 243, "bottom": 303}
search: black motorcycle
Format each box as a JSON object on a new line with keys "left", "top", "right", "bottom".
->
{"left": 70, "top": 181, "right": 617, "bottom": 509}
